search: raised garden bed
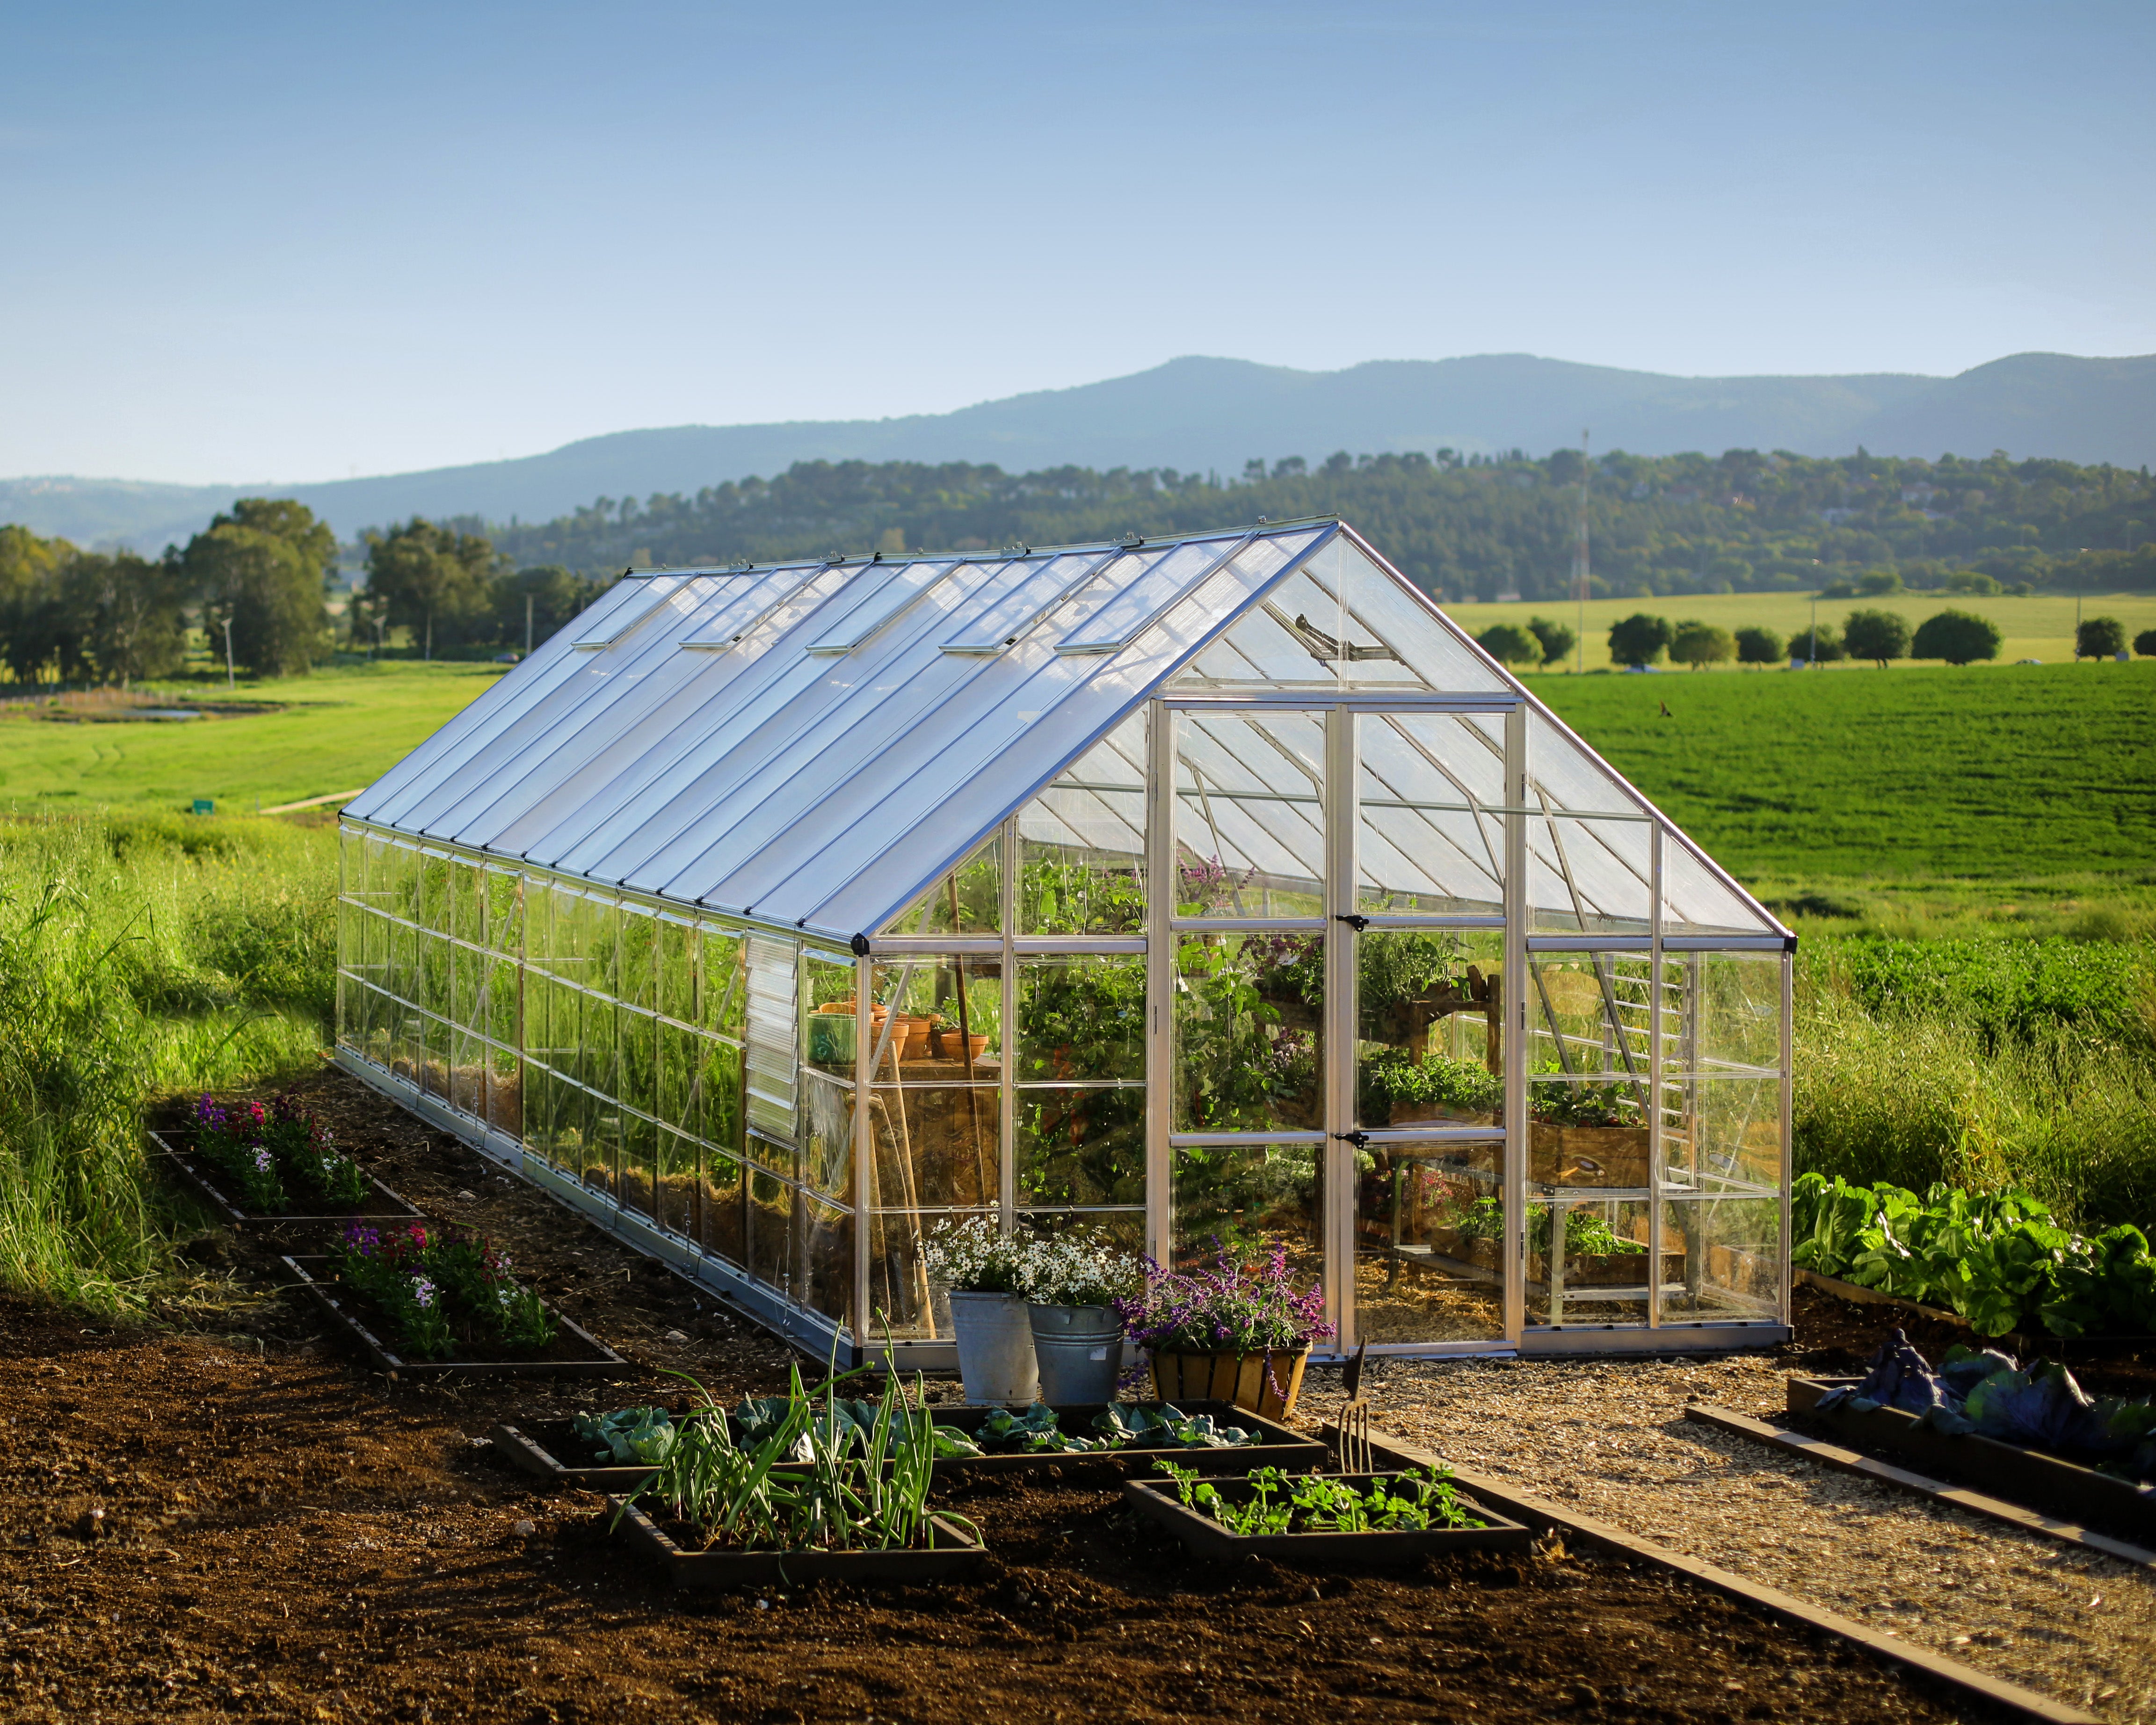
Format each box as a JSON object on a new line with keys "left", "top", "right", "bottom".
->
{"left": 1123, "top": 1469, "right": 1532, "bottom": 1566}
{"left": 929, "top": 1399, "right": 1325, "bottom": 1478}
{"left": 492, "top": 1399, "right": 1324, "bottom": 1491}
{"left": 1788, "top": 1375, "right": 2156, "bottom": 1544}
{"left": 152, "top": 1128, "right": 421, "bottom": 1230}
{"left": 609, "top": 1496, "right": 988, "bottom": 1587}
{"left": 282, "top": 1255, "right": 628, "bottom": 1379}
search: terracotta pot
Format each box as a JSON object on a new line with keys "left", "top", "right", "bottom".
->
{"left": 1150, "top": 1346, "right": 1310, "bottom": 1421}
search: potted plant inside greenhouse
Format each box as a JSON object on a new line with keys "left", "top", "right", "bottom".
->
{"left": 1121, "top": 1242, "right": 1333, "bottom": 1420}
{"left": 1024, "top": 1228, "right": 1143, "bottom": 1404}
{"left": 922, "top": 1217, "right": 1041, "bottom": 1405}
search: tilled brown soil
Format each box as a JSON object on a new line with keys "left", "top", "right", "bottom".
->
{"left": 0, "top": 1069, "right": 1996, "bottom": 1723}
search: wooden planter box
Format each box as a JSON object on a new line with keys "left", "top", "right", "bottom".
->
{"left": 492, "top": 1419, "right": 667, "bottom": 1491}
{"left": 151, "top": 1128, "right": 421, "bottom": 1231}
{"left": 282, "top": 1255, "right": 628, "bottom": 1380}
{"left": 1123, "top": 1473, "right": 1532, "bottom": 1566}
{"left": 1151, "top": 1348, "right": 1309, "bottom": 1421}
{"left": 610, "top": 1497, "right": 988, "bottom": 1588}
{"left": 929, "top": 1399, "right": 1326, "bottom": 1479}
{"left": 1788, "top": 1376, "right": 2156, "bottom": 1544}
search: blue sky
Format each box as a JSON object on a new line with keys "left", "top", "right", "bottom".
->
{"left": 3, "top": 0, "right": 2151, "bottom": 484}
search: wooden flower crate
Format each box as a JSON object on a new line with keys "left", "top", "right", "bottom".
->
{"left": 1122, "top": 1472, "right": 1532, "bottom": 1566}
{"left": 930, "top": 1399, "right": 1326, "bottom": 1480}
{"left": 610, "top": 1497, "right": 988, "bottom": 1588}
{"left": 282, "top": 1255, "right": 629, "bottom": 1381}
{"left": 152, "top": 1128, "right": 421, "bottom": 1231}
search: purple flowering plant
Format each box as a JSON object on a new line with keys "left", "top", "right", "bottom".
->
{"left": 1114, "top": 1239, "right": 1333, "bottom": 1356}
{"left": 189, "top": 1092, "right": 368, "bottom": 1213}
{"left": 329, "top": 1219, "right": 552, "bottom": 1360}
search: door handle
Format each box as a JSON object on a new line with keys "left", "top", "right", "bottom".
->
{"left": 1331, "top": 1130, "right": 1370, "bottom": 1147}
{"left": 1332, "top": 913, "right": 1370, "bottom": 931}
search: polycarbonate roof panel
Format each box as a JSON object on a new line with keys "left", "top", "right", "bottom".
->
{"left": 345, "top": 519, "right": 1786, "bottom": 946}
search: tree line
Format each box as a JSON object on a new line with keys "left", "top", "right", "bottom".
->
{"left": 1470, "top": 608, "right": 2156, "bottom": 672}
{"left": 0, "top": 505, "right": 604, "bottom": 682}
{"left": 480, "top": 445, "right": 2156, "bottom": 603}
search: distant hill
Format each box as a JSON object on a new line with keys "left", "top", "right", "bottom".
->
{"left": 7, "top": 349, "right": 2154, "bottom": 550}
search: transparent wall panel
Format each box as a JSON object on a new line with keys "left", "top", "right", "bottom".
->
{"left": 485, "top": 867, "right": 522, "bottom": 955}
{"left": 418, "top": 932, "right": 453, "bottom": 1024}
{"left": 523, "top": 1063, "right": 565, "bottom": 1167}
{"left": 620, "top": 906, "right": 658, "bottom": 1015}
{"left": 449, "top": 858, "right": 483, "bottom": 946}
{"left": 450, "top": 939, "right": 479, "bottom": 1031}
{"left": 336, "top": 894, "right": 360, "bottom": 976}
{"left": 1172, "top": 709, "right": 1326, "bottom": 917}
{"left": 802, "top": 1197, "right": 854, "bottom": 1328}
{"left": 620, "top": 1006, "right": 657, "bottom": 1122}
{"left": 1524, "top": 1197, "right": 1655, "bottom": 1327}
{"left": 1355, "top": 930, "right": 1503, "bottom": 1131}
{"left": 699, "top": 1147, "right": 746, "bottom": 1269}
{"left": 1016, "top": 1209, "right": 1146, "bottom": 1259}
{"left": 1017, "top": 1089, "right": 1143, "bottom": 1207}
{"left": 882, "top": 832, "right": 1003, "bottom": 935}
{"left": 1016, "top": 955, "right": 1143, "bottom": 1080}
{"left": 869, "top": 1086, "right": 996, "bottom": 1210}
{"left": 1690, "top": 952, "right": 1786, "bottom": 1074}
{"left": 654, "top": 1126, "right": 698, "bottom": 1237}
{"left": 449, "top": 1022, "right": 486, "bottom": 1119}
{"left": 621, "top": 1107, "right": 658, "bottom": 1221}
{"left": 1173, "top": 932, "right": 1322, "bottom": 1134}
{"left": 1171, "top": 1140, "right": 1322, "bottom": 1280}
{"left": 746, "top": 1170, "right": 794, "bottom": 1297}
{"left": 699, "top": 926, "right": 745, "bottom": 1038}
{"left": 417, "top": 851, "right": 451, "bottom": 933}
{"left": 700, "top": 1034, "right": 744, "bottom": 1158}
{"left": 421, "top": 1010, "right": 449, "bottom": 1097}
{"left": 486, "top": 1039, "right": 520, "bottom": 1135}
{"left": 482, "top": 954, "right": 518, "bottom": 1050}
{"left": 658, "top": 917, "right": 696, "bottom": 1025}
{"left": 866, "top": 1208, "right": 993, "bottom": 1340}
{"left": 657, "top": 1021, "right": 699, "bottom": 1138}
{"left": 803, "top": 1073, "right": 853, "bottom": 1201}
{"left": 1527, "top": 813, "right": 1653, "bottom": 936}
{"left": 578, "top": 988, "right": 619, "bottom": 1105}
{"left": 1353, "top": 1138, "right": 1505, "bottom": 1344}
{"left": 1355, "top": 711, "right": 1506, "bottom": 917}
{"left": 584, "top": 1093, "right": 623, "bottom": 1199}
{"left": 1017, "top": 713, "right": 1147, "bottom": 935}
{"left": 1525, "top": 953, "right": 1655, "bottom": 1188}
{"left": 1661, "top": 1197, "right": 1783, "bottom": 1321}
{"left": 871, "top": 955, "right": 1003, "bottom": 1072}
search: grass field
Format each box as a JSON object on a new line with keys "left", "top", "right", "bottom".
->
{"left": 1443, "top": 588, "right": 2156, "bottom": 671}
{"left": 1528, "top": 660, "right": 2156, "bottom": 884}
{"left": 0, "top": 661, "right": 506, "bottom": 813}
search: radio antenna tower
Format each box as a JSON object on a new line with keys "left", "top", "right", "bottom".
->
{"left": 1572, "top": 429, "right": 1590, "bottom": 673}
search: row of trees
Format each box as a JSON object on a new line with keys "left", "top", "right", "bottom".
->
{"left": 481, "top": 447, "right": 2156, "bottom": 602}
{"left": 0, "top": 500, "right": 336, "bottom": 683}
{"left": 0, "top": 504, "right": 607, "bottom": 683}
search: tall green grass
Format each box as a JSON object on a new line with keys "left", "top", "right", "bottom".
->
{"left": 1794, "top": 936, "right": 2156, "bottom": 1232}
{"left": 0, "top": 813, "right": 334, "bottom": 1312}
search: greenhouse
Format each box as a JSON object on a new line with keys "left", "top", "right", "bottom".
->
{"left": 335, "top": 518, "right": 1794, "bottom": 1363}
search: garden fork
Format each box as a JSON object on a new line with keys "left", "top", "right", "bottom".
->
{"left": 1338, "top": 1340, "right": 1373, "bottom": 1474}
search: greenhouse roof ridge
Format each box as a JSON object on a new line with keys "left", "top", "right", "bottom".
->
{"left": 610, "top": 513, "right": 1348, "bottom": 578}
{"left": 342, "top": 517, "right": 1789, "bottom": 948}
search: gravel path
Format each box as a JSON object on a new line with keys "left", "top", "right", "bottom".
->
{"left": 1299, "top": 1354, "right": 2156, "bottom": 1724}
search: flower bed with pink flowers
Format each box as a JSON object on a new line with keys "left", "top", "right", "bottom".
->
{"left": 324, "top": 1220, "right": 557, "bottom": 1361}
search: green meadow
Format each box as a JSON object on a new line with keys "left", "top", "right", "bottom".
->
{"left": 0, "top": 661, "right": 507, "bottom": 813}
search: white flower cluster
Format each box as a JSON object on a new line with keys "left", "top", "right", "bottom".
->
{"left": 920, "top": 1216, "right": 1140, "bottom": 1306}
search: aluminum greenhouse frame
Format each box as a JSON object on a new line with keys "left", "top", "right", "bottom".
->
{"left": 335, "top": 518, "right": 1795, "bottom": 1365}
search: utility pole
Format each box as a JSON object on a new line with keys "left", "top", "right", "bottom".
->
{"left": 222, "top": 616, "right": 235, "bottom": 691}
{"left": 1572, "top": 429, "right": 1590, "bottom": 673}
{"left": 1808, "top": 594, "right": 1819, "bottom": 667}
{"left": 525, "top": 592, "right": 534, "bottom": 658}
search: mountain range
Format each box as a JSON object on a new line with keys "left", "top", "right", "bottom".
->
{"left": 8, "top": 349, "right": 2154, "bottom": 552}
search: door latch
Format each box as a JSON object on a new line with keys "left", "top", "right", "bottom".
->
{"left": 1333, "top": 913, "right": 1370, "bottom": 931}
{"left": 1331, "top": 1130, "right": 1370, "bottom": 1148}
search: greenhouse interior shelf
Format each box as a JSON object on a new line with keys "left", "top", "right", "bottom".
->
{"left": 331, "top": 518, "right": 1795, "bottom": 1365}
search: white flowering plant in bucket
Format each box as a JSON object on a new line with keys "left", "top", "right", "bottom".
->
{"left": 920, "top": 1216, "right": 1037, "bottom": 1296}
{"left": 1024, "top": 1228, "right": 1145, "bottom": 1310}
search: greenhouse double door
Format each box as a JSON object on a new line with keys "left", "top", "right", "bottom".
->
{"left": 1161, "top": 696, "right": 1532, "bottom": 1352}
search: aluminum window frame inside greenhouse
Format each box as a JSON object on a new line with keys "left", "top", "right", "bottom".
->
{"left": 335, "top": 518, "right": 1795, "bottom": 1365}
